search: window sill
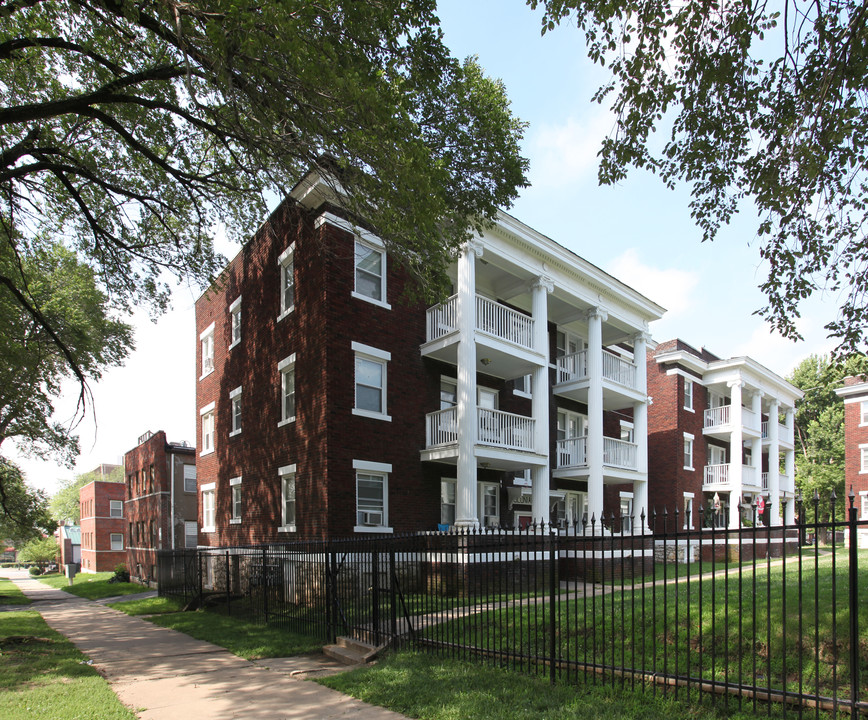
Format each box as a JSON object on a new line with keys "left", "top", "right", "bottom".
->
{"left": 352, "top": 408, "right": 392, "bottom": 422}
{"left": 229, "top": 429, "right": 242, "bottom": 437}
{"left": 354, "top": 525, "right": 394, "bottom": 534}
{"left": 199, "top": 368, "right": 214, "bottom": 381}
{"left": 351, "top": 291, "right": 391, "bottom": 310}
{"left": 278, "top": 416, "right": 296, "bottom": 428}
{"left": 684, "top": 466, "right": 694, "bottom": 471}
{"left": 278, "top": 306, "right": 295, "bottom": 323}
{"left": 200, "top": 448, "right": 214, "bottom": 457}
{"left": 229, "top": 339, "right": 240, "bottom": 350}
{"left": 229, "top": 518, "right": 241, "bottom": 525}
{"left": 278, "top": 525, "right": 297, "bottom": 533}
{"left": 202, "top": 527, "right": 215, "bottom": 533}
{"left": 684, "top": 407, "right": 695, "bottom": 413}
{"left": 513, "top": 390, "right": 532, "bottom": 399}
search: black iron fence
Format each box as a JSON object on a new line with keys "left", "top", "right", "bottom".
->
{"left": 158, "top": 493, "right": 867, "bottom": 718}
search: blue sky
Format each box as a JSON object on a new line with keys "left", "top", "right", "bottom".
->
{"left": 12, "top": 0, "right": 839, "bottom": 496}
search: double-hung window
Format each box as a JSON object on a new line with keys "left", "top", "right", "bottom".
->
{"left": 440, "top": 479, "right": 456, "bottom": 526}
{"left": 278, "top": 243, "right": 295, "bottom": 319}
{"left": 229, "top": 477, "right": 242, "bottom": 524}
{"left": 353, "top": 239, "right": 389, "bottom": 307}
{"left": 183, "top": 465, "right": 197, "bottom": 493}
{"left": 684, "top": 377, "right": 694, "bottom": 411}
{"left": 684, "top": 493, "right": 695, "bottom": 529}
{"left": 185, "top": 521, "right": 198, "bottom": 548}
{"left": 110, "top": 533, "right": 124, "bottom": 551}
{"left": 229, "top": 296, "right": 242, "bottom": 348}
{"left": 354, "top": 460, "right": 391, "bottom": 532}
{"left": 352, "top": 342, "right": 391, "bottom": 421}
{"left": 110, "top": 500, "right": 123, "bottom": 518}
{"left": 279, "top": 464, "right": 297, "bottom": 532}
{"left": 200, "top": 323, "right": 215, "bottom": 378}
{"left": 861, "top": 444, "right": 868, "bottom": 474}
{"left": 861, "top": 401, "right": 868, "bottom": 426}
{"left": 278, "top": 354, "right": 296, "bottom": 426}
{"left": 479, "top": 483, "right": 499, "bottom": 528}
{"left": 201, "top": 483, "right": 216, "bottom": 532}
{"left": 229, "top": 386, "right": 242, "bottom": 436}
{"left": 200, "top": 403, "right": 215, "bottom": 456}
{"left": 683, "top": 433, "right": 694, "bottom": 470}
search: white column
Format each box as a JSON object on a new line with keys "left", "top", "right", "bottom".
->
{"left": 768, "top": 398, "right": 781, "bottom": 526}
{"left": 586, "top": 307, "right": 607, "bottom": 529}
{"left": 455, "top": 240, "right": 482, "bottom": 527}
{"left": 530, "top": 276, "right": 553, "bottom": 525}
{"left": 784, "top": 448, "right": 796, "bottom": 524}
{"left": 632, "top": 331, "right": 649, "bottom": 532}
{"left": 750, "top": 391, "right": 763, "bottom": 517}
{"left": 728, "top": 379, "right": 744, "bottom": 529}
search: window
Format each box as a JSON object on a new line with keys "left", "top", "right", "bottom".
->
{"left": 862, "top": 401, "right": 868, "bottom": 426}
{"left": 479, "top": 483, "right": 499, "bottom": 528}
{"left": 440, "top": 378, "right": 457, "bottom": 409}
{"left": 551, "top": 492, "right": 586, "bottom": 530}
{"left": 229, "top": 386, "right": 242, "bottom": 436}
{"left": 229, "top": 477, "right": 242, "bottom": 524}
{"left": 278, "top": 354, "right": 296, "bottom": 426}
{"left": 202, "top": 483, "right": 216, "bottom": 532}
{"left": 110, "top": 533, "right": 124, "bottom": 551}
{"left": 184, "top": 521, "right": 198, "bottom": 548}
{"left": 279, "top": 465, "right": 297, "bottom": 532}
{"left": 620, "top": 493, "right": 634, "bottom": 533}
{"left": 861, "top": 445, "right": 868, "bottom": 474}
{"left": 440, "top": 479, "right": 456, "bottom": 526}
{"left": 229, "top": 296, "right": 241, "bottom": 348}
{"left": 149, "top": 464, "right": 155, "bottom": 492}
{"left": 684, "top": 493, "right": 695, "bottom": 529}
{"left": 353, "top": 239, "right": 388, "bottom": 306}
{"left": 512, "top": 468, "right": 531, "bottom": 487}
{"left": 183, "top": 465, "right": 197, "bottom": 493}
{"left": 352, "top": 342, "right": 391, "bottom": 420}
{"left": 278, "top": 243, "right": 295, "bottom": 319}
{"left": 513, "top": 374, "right": 532, "bottom": 397}
{"left": 200, "top": 402, "right": 215, "bottom": 455}
{"left": 200, "top": 322, "right": 215, "bottom": 378}
{"left": 109, "top": 500, "right": 123, "bottom": 518}
{"left": 354, "top": 460, "right": 391, "bottom": 531}
{"left": 620, "top": 421, "right": 634, "bottom": 443}
{"left": 683, "top": 433, "right": 694, "bottom": 470}
{"left": 684, "top": 377, "right": 694, "bottom": 411}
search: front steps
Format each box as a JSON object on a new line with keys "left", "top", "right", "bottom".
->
{"left": 323, "top": 636, "right": 383, "bottom": 666}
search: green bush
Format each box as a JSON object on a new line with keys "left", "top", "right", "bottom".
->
{"left": 110, "top": 563, "right": 130, "bottom": 583}
{"left": 28, "top": 566, "right": 42, "bottom": 576}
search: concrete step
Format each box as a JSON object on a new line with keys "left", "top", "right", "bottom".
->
{"left": 322, "top": 636, "right": 381, "bottom": 666}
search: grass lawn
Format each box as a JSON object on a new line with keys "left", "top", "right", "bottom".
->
{"left": 107, "top": 595, "right": 185, "bottom": 616}
{"left": 0, "top": 577, "right": 30, "bottom": 605}
{"left": 37, "top": 571, "right": 147, "bottom": 600}
{"left": 319, "top": 651, "right": 763, "bottom": 720}
{"left": 0, "top": 610, "right": 135, "bottom": 720}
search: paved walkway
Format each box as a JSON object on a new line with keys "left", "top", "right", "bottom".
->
{"left": 4, "top": 569, "right": 411, "bottom": 720}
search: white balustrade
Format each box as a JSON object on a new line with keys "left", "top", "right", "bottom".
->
{"left": 475, "top": 295, "right": 534, "bottom": 350}
{"left": 761, "top": 421, "right": 769, "bottom": 438}
{"left": 762, "top": 472, "right": 769, "bottom": 490}
{"left": 602, "top": 437, "right": 638, "bottom": 469}
{"left": 556, "top": 351, "right": 588, "bottom": 384}
{"left": 704, "top": 406, "right": 731, "bottom": 428}
{"left": 601, "top": 349, "right": 637, "bottom": 389}
{"left": 556, "top": 436, "right": 587, "bottom": 468}
{"left": 425, "top": 295, "right": 458, "bottom": 341}
{"left": 426, "top": 407, "right": 457, "bottom": 447}
{"left": 704, "top": 463, "right": 731, "bottom": 485}
{"left": 743, "top": 464, "right": 757, "bottom": 487}
{"left": 477, "top": 408, "right": 535, "bottom": 450}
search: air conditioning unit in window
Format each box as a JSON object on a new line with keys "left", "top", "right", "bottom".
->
{"left": 360, "top": 511, "right": 383, "bottom": 526}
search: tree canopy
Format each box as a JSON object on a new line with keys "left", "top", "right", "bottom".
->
{"left": 0, "top": 457, "right": 55, "bottom": 544}
{"left": 18, "top": 535, "right": 58, "bottom": 569}
{"left": 529, "top": 0, "right": 868, "bottom": 355}
{"left": 49, "top": 465, "right": 123, "bottom": 525}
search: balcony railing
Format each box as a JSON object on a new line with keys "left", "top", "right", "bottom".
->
{"left": 556, "top": 436, "right": 587, "bottom": 469}
{"left": 426, "top": 295, "right": 458, "bottom": 342}
{"left": 555, "top": 348, "right": 638, "bottom": 391}
{"left": 704, "top": 406, "right": 731, "bottom": 428}
{"left": 761, "top": 421, "right": 768, "bottom": 438}
{"left": 762, "top": 472, "right": 769, "bottom": 490}
{"left": 603, "top": 436, "right": 638, "bottom": 469}
{"left": 476, "top": 295, "right": 534, "bottom": 350}
{"left": 555, "top": 350, "right": 587, "bottom": 384}
{"left": 704, "top": 463, "right": 730, "bottom": 485}
{"left": 477, "top": 408, "right": 535, "bottom": 450}
{"left": 426, "top": 407, "right": 458, "bottom": 447}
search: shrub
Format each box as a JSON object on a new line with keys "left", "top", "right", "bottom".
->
{"left": 29, "top": 566, "right": 42, "bottom": 576}
{"left": 109, "top": 563, "right": 130, "bottom": 584}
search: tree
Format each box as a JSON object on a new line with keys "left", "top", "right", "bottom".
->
{"left": 529, "top": 0, "right": 868, "bottom": 355}
{"left": 788, "top": 354, "right": 868, "bottom": 520}
{"left": 49, "top": 465, "right": 124, "bottom": 525}
{"left": 17, "top": 535, "right": 58, "bottom": 570}
{"left": 0, "top": 241, "right": 133, "bottom": 466}
{"left": 0, "top": 457, "right": 55, "bottom": 544}
{"left": 2, "top": 0, "right": 528, "bottom": 389}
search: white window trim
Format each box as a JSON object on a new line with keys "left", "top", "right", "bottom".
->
{"left": 229, "top": 296, "right": 242, "bottom": 349}
{"left": 229, "top": 476, "right": 242, "bottom": 524}
{"left": 109, "top": 500, "right": 123, "bottom": 518}
{"left": 352, "top": 342, "right": 392, "bottom": 421}
{"left": 478, "top": 481, "right": 500, "bottom": 528}
{"left": 200, "top": 402, "right": 216, "bottom": 457}
{"left": 683, "top": 492, "right": 695, "bottom": 529}
{"left": 199, "top": 322, "right": 215, "bottom": 380}
{"left": 353, "top": 460, "right": 393, "bottom": 533}
{"left": 860, "top": 444, "right": 868, "bottom": 474}
{"left": 352, "top": 238, "right": 391, "bottom": 310}
{"left": 201, "top": 483, "right": 216, "bottom": 533}
{"left": 683, "top": 432, "right": 695, "bottom": 471}
{"left": 278, "top": 464, "right": 297, "bottom": 533}
{"left": 229, "top": 385, "right": 242, "bottom": 437}
{"left": 110, "top": 533, "right": 124, "bottom": 551}
{"left": 684, "top": 377, "right": 695, "bottom": 413}
{"left": 183, "top": 464, "right": 197, "bottom": 493}
{"left": 278, "top": 353, "right": 297, "bottom": 427}
{"left": 278, "top": 243, "right": 296, "bottom": 321}
{"left": 513, "top": 374, "right": 532, "bottom": 399}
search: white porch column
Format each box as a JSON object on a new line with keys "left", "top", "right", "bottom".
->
{"left": 750, "top": 391, "right": 764, "bottom": 517}
{"left": 530, "top": 276, "right": 553, "bottom": 525}
{"left": 784, "top": 447, "right": 796, "bottom": 524}
{"left": 728, "top": 379, "right": 744, "bottom": 529}
{"left": 768, "top": 398, "right": 781, "bottom": 526}
{"left": 586, "top": 307, "right": 607, "bottom": 529}
{"left": 632, "top": 331, "right": 650, "bottom": 532}
{"left": 455, "top": 240, "right": 482, "bottom": 527}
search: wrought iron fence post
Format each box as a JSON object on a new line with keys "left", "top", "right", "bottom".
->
{"left": 549, "top": 525, "right": 557, "bottom": 686}
{"left": 262, "top": 546, "right": 269, "bottom": 624}
{"left": 372, "top": 548, "right": 380, "bottom": 647}
{"left": 849, "top": 487, "right": 859, "bottom": 720}
{"left": 389, "top": 548, "right": 397, "bottom": 647}
{"left": 197, "top": 551, "right": 203, "bottom": 603}
{"left": 225, "top": 550, "right": 231, "bottom": 615}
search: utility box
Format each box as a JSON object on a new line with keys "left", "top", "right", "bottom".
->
{"left": 64, "top": 563, "right": 77, "bottom": 585}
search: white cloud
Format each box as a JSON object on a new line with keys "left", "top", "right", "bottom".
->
{"left": 733, "top": 315, "right": 837, "bottom": 379}
{"left": 527, "top": 109, "right": 613, "bottom": 188}
{"left": 607, "top": 249, "right": 699, "bottom": 319}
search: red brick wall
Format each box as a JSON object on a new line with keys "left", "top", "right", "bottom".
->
{"left": 79, "top": 481, "right": 126, "bottom": 572}
{"left": 842, "top": 380, "right": 868, "bottom": 505}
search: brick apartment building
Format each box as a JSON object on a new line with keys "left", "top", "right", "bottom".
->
{"left": 835, "top": 376, "right": 868, "bottom": 546}
{"left": 124, "top": 430, "right": 197, "bottom": 584}
{"left": 647, "top": 340, "right": 802, "bottom": 530}
{"left": 79, "top": 480, "right": 126, "bottom": 572}
{"left": 194, "top": 168, "right": 665, "bottom": 546}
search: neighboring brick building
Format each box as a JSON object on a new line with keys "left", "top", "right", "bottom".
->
{"left": 194, "top": 168, "right": 665, "bottom": 546}
{"left": 55, "top": 524, "right": 80, "bottom": 569}
{"left": 124, "top": 430, "right": 197, "bottom": 585}
{"left": 79, "top": 480, "right": 126, "bottom": 572}
{"left": 835, "top": 376, "right": 868, "bottom": 546}
{"left": 647, "top": 340, "right": 802, "bottom": 530}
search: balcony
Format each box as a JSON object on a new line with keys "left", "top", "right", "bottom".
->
{"left": 555, "top": 436, "right": 638, "bottom": 473}
{"left": 703, "top": 406, "right": 760, "bottom": 439}
{"left": 703, "top": 463, "right": 761, "bottom": 489}
{"left": 425, "top": 406, "right": 534, "bottom": 452}
{"left": 553, "top": 349, "right": 643, "bottom": 409}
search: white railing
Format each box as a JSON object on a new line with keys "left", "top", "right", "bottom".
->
{"left": 556, "top": 350, "right": 588, "bottom": 384}
{"left": 762, "top": 472, "right": 769, "bottom": 490}
{"left": 761, "top": 421, "right": 769, "bottom": 438}
{"left": 425, "top": 295, "right": 458, "bottom": 342}
{"left": 743, "top": 464, "right": 757, "bottom": 487}
{"left": 704, "top": 463, "right": 730, "bottom": 485}
{"left": 704, "top": 406, "right": 731, "bottom": 428}
{"left": 742, "top": 407, "right": 757, "bottom": 430}
{"left": 477, "top": 408, "right": 535, "bottom": 451}
{"left": 780, "top": 422, "right": 793, "bottom": 444}
{"left": 476, "top": 295, "right": 534, "bottom": 350}
{"left": 602, "top": 349, "right": 637, "bottom": 389}
{"left": 556, "top": 436, "right": 587, "bottom": 469}
{"left": 603, "top": 437, "right": 638, "bottom": 469}
{"left": 426, "top": 407, "right": 457, "bottom": 447}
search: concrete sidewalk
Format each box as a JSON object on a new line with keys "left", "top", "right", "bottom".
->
{"left": 5, "top": 569, "right": 410, "bottom": 720}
